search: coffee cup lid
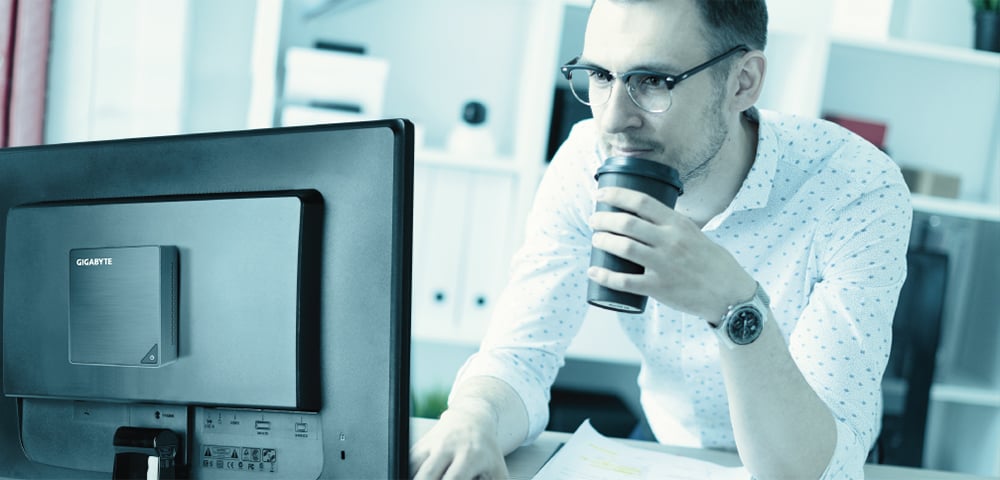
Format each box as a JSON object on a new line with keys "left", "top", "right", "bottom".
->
{"left": 596, "top": 157, "right": 684, "bottom": 193}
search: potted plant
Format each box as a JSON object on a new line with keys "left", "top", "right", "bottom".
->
{"left": 973, "top": 0, "right": 1000, "bottom": 52}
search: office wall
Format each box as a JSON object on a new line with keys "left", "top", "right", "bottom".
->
{"left": 44, "top": 0, "right": 257, "bottom": 144}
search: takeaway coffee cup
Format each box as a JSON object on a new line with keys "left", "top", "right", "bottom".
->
{"left": 588, "top": 156, "right": 683, "bottom": 313}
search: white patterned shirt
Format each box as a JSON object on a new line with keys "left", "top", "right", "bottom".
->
{"left": 453, "top": 109, "right": 912, "bottom": 479}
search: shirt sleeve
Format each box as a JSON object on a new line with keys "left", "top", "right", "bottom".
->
{"left": 450, "top": 120, "right": 600, "bottom": 442}
{"left": 789, "top": 164, "right": 913, "bottom": 479}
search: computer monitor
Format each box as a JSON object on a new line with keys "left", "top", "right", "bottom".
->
{"left": 0, "top": 120, "right": 413, "bottom": 479}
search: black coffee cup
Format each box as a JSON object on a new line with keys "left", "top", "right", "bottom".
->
{"left": 587, "top": 157, "right": 683, "bottom": 313}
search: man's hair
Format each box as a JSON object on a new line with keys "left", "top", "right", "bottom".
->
{"left": 598, "top": 0, "right": 768, "bottom": 53}
{"left": 599, "top": 0, "right": 768, "bottom": 83}
{"left": 694, "top": 0, "right": 767, "bottom": 85}
{"left": 694, "top": 0, "right": 768, "bottom": 54}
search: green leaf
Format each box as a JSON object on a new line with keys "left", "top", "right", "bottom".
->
{"left": 976, "top": 0, "right": 1000, "bottom": 11}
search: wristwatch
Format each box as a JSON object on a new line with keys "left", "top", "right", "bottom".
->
{"left": 712, "top": 282, "right": 770, "bottom": 348}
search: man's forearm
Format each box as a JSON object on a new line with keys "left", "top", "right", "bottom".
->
{"left": 719, "top": 315, "right": 837, "bottom": 479}
{"left": 447, "top": 375, "right": 530, "bottom": 455}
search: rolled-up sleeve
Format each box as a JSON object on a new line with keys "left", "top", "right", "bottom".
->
{"left": 790, "top": 175, "right": 912, "bottom": 478}
{"left": 451, "top": 121, "right": 600, "bottom": 442}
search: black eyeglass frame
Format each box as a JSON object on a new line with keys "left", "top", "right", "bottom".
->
{"left": 560, "top": 44, "right": 751, "bottom": 112}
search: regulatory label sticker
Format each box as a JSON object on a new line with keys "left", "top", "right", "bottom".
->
{"left": 202, "top": 444, "right": 277, "bottom": 473}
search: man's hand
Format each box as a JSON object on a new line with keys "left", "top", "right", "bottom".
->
{"left": 410, "top": 401, "right": 510, "bottom": 480}
{"left": 411, "top": 377, "right": 528, "bottom": 479}
{"left": 587, "top": 186, "right": 756, "bottom": 321}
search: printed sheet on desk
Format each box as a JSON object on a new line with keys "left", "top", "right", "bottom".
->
{"left": 533, "top": 420, "right": 750, "bottom": 480}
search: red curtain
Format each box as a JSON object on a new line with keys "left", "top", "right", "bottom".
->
{"left": 0, "top": 0, "right": 51, "bottom": 147}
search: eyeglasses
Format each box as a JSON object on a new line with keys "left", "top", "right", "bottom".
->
{"left": 560, "top": 45, "right": 750, "bottom": 114}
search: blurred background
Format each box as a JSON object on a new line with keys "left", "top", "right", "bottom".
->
{"left": 4, "top": 0, "right": 998, "bottom": 475}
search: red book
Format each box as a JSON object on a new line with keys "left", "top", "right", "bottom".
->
{"left": 823, "top": 113, "right": 888, "bottom": 150}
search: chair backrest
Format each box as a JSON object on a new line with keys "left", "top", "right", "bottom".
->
{"left": 879, "top": 249, "right": 949, "bottom": 466}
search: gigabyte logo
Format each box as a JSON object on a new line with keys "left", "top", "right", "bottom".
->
{"left": 75, "top": 257, "right": 113, "bottom": 267}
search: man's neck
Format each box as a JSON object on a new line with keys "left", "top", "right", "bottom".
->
{"left": 676, "top": 113, "right": 759, "bottom": 228}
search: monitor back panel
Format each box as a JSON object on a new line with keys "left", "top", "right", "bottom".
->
{"left": 0, "top": 120, "right": 413, "bottom": 479}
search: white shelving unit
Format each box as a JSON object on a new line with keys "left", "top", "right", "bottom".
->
{"left": 820, "top": 4, "right": 999, "bottom": 474}
{"left": 932, "top": 382, "right": 1000, "bottom": 408}
{"left": 415, "top": 148, "right": 520, "bottom": 175}
{"left": 912, "top": 194, "right": 1000, "bottom": 223}
{"left": 258, "top": 0, "right": 560, "bottom": 348}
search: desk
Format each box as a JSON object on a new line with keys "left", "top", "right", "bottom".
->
{"left": 411, "top": 418, "right": 996, "bottom": 480}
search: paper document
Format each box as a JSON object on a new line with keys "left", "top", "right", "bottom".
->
{"left": 532, "top": 420, "right": 750, "bottom": 480}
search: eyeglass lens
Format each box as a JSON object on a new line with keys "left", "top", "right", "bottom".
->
{"left": 566, "top": 69, "right": 673, "bottom": 113}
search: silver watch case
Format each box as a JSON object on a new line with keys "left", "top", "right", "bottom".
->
{"left": 714, "top": 283, "right": 770, "bottom": 348}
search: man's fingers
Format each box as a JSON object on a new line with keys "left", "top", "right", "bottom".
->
{"left": 587, "top": 266, "right": 650, "bottom": 296}
{"left": 596, "top": 187, "right": 675, "bottom": 224}
{"left": 589, "top": 211, "right": 661, "bottom": 247}
{"left": 592, "top": 231, "right": 656, "bottom": 267}
{"left": 411, "top": 449, "right": 451, "bottom": 480}
{"left": 409, "top": 448, "right": 430, "bottom": 478}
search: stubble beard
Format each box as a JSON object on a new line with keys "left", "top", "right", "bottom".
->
{"left": 597, "top": 87, "right": 730, "bottom": 188}
{"left": 677, "top": 87, "right": 729, "bottom": 186}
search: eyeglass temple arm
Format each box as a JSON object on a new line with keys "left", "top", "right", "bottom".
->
{"left": 672, "top": 45, "right": 751, "bottom": 86}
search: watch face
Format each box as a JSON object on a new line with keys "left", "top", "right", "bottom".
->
{"left": 727, "top": 306, "right": 763, "bottom": 345}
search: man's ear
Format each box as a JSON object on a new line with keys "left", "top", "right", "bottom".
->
{"left": 730, "top": 51, "right": 766, "bottom": 112}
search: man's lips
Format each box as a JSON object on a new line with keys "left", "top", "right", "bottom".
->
{"left": 607, "top": 145, "right": 654, "bottom": 157}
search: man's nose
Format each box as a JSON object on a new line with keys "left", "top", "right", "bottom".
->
{"left": 597, "top": 81, "right": 642, "bottom": 134}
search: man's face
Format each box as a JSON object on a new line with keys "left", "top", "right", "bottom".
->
{"left": 583, "top": 0, "right": 731, "bottom": 184}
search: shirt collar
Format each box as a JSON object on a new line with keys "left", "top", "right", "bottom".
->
{"left": 702, "top": 108, "right": 778, "bottom": 229}
{"left": 731, "top": 108, "right": 778, "bottom": 211}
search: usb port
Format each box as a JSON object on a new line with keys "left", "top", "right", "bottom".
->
{"left": 255, "top": 420, "right": 271, "bottom": 430}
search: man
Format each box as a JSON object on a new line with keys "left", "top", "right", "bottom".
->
{"left": 411, "top": 0, "right": 912, "bottom": 478}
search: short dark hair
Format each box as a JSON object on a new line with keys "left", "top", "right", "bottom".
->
{"left": 597, "top": 0, "right": 768, "bottom": 83}
{"left": 693, "top": 0, "right": 768, "bottom": 54}
{"left": 596, "top": 0, "right": 768, "bottom": 53}
{"left": 693, "top": 0, "right": 767, "bottom": 85}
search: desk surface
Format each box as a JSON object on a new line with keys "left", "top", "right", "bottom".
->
{"left": 411, "top": 418, "right": 995, "bottom": 480}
